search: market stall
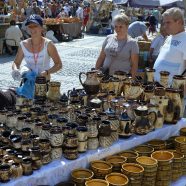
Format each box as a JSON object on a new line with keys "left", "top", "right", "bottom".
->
{"left": 44, "top": 18, "right": 82, "bottom": 39}
{"left": 2, "top": 119, "right": 186, "bottom": 186}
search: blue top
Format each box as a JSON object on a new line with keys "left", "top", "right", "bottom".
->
{"left": 128, "top": 21, "right": 147, "bottom": 38}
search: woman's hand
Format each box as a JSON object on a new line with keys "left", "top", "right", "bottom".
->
{"left": 40, "top": 70, "right": 48, "bottom": 78}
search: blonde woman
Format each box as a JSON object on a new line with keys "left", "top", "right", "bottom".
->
{"left": 95, "top": 13, "right": 139, "bottom": 78}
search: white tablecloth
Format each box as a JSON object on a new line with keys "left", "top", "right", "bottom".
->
{"left": 3, "top": 118, "right": 186, "bottom": 186}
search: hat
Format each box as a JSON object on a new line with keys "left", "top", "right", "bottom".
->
{"left": 25, "top": 14, "right": 43, "bottom": 27}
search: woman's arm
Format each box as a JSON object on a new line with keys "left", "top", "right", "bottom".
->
{"left": 95, "top": 49, "right": 106, "bottom": 69}
{"left": 130, "top": 53, "right": 139, "bottom": 78}
{"left": 41, "top": 41, "right": 62, "bottom": 77}
{"left": 12, "top": 46, "right": 24, "bottom": 70}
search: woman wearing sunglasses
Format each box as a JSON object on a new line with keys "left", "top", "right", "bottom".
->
{"left": 11, "top": 14, "right": 62, "bottom": 82}
{"left": 95, "top": 13, "right": 139, "bottom": 78}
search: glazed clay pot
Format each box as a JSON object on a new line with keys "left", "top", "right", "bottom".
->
{"left": 160, "top": 71, "right": 170, "bottom": 88}
{"left": 11, "top": 163, "right": 23, "bottom": 178}
{"left": 47, "top": 81, "right": 61, "bottom": 101}
{"left": 49, "top": 126, "right": 64, "bottom": 147}
{"left": 0, "top": 164, "right": 11, "bottom": 182}
{"left": 22, "top": 157, "right": 33, "bottom": 176}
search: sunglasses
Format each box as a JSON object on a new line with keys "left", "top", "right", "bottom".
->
{"left": 28, "top": 24, "right": 39, "bottom": 29}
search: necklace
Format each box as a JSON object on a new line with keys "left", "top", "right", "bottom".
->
{"left": 109, "top": 36, "right": 128, "bottom": 57}
{"left": 31, "top": 39, "right": 43, "bottom": 67}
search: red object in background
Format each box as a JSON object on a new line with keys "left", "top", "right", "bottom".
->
{"left": 83, "top": 7, "right": 90, "bottom": 26}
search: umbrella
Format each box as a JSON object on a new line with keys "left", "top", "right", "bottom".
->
{"left": 113, "top": 0, "right": 184, "bottom": 8}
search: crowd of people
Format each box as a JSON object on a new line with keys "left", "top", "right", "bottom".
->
{"left": 0, "top": 1, "right": 186, "bottom": 108}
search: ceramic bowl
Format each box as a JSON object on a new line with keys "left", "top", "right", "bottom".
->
{"left": 105, "top": 172, "right": 129, "bottom": 186}
{"left": 71, "top": 168, "right": 94, "bottom": 184}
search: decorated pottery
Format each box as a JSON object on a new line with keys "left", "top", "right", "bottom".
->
{"left": 79, "top": 70, "right": 100, "bottom": 95}
{"left": 47, "top": 81, "right": 61, "bottom": 101}
{"left": 71, "top": 168, "right": 94, "bottom": 186}
{"left": 105, "top": 172, "right": 129, "bottom": 186}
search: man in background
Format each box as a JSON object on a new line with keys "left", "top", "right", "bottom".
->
{"left": 128, "top": 21, "right": 149, "bottom": 41}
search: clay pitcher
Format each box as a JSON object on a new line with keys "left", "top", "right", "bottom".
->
{"left": 79, "top": 70, "right": 100, "bottom": 95}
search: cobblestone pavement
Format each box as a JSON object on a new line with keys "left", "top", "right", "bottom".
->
{"left": 0, "top": 34, "right": 106, "bottom": 93}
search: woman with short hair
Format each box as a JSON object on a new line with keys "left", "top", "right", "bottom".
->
{"left": 95, "top": 13, "right": 139, "bottom": 78}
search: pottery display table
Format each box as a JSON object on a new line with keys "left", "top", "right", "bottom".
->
{"left": 3, "top": 118, "right": 186, "bottom": 186}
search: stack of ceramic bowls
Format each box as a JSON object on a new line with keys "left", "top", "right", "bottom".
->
{"left": 105, "top": 173, "right": 129, "bottom": 186}
{"left": 90, "top": 160, "right": 112, "bottom": 179}
{"left": 151, "top": 151, "right": 174, "bottom": 186}
{"left": 168, "top": 151, "right": 184, "bottom": 181}
{"left": 85, "top": 179, "right": 109, "bottom": 186}
{"left": 119, "top": 150, "right": 139, "bottom": 163}
{"left": 133, "top": 145, "right": 154, "bottom": 157}
{"left": 147, "top": 139, "right": 166, "bottom": 151}
{"left": 136, "top": 156, "right": 157, "bottom": 186}
{"left": 121, "top": 163, "right": 144, "bottom": 186}
{"left": 174, "top": 136, "right": 186, "bottom": 174}
{"left": 71, "top": 168, "right": 94, "bottom": 186}
{"left": 105, "top": 155, "right": 127, "bottom": 172}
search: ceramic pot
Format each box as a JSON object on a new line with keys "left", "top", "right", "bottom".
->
{"left": 51, "top": 147, "right": 62, "bottom": 160}
{"left": 22, "top": 157, "right": 33, "bottom": 176}
{"left": 160, "top": 71, "right": 170, "bottom": 88}
{"left": 47, "top": 81, "right": 61, "bottom": 101}
{"left": 78, "top": 141, "right": 88, "bottom": 153}
{"left": 63, "top": 147, "right": 78, "bottom": 160}
{"left": 10, "top": 134, "right": 22, "bottom": 149}
{"left": 87, "top": 137, "right": 99, "bottom": 150}
{"left": 40, "top": 124, "right": 52, "bottom": 139}
{"left": 50, "top": 126, "right": 64, "bottom": 147}
{"left": 41, "top": 152, "right": 51, "bottom": 164}
{"left": 16, "top": 116, "right": 26, "bottom": 131}
{"left": 172, "top": 75, "right": 186, "bottom": 98}
{"left": 56, "top": 117, "right": 68, "bottom": 128}
{"left": 0, "top": 164, "right": 11, "bottom": 182}
{"left": 29, "top": 146, "right": 41, "bottom": 161}
{"left": 76, "top": 126, "right": 88, "bottom": 142}
{"left": 63, "top": 134, "right": 78, "bottom": 148}
{"left": 35, "top": 76, "right": 47, "bottom": 102}
{"left": 6, "top": 113, "right": 17, "bottom": 128}
{"left": 98, "top": 120, "right": 111, "bottom": 137}
{"left": 79, "top": 70, "right": 100, "bottom": 95}
{"left": 145, "top": 68, "right": 155, "bottom": 82}
{"left": 21, "top": 140, "right": 32, "bottom": 152}
{"left": 33, "top": 122, "right": 44, "bottom": 136}
{"left": 11, "top": 162, "right": 23, "bottom": 178}
{"left": 66, "top": 122, "right": 78, "bottom": 135}
{"left": 39, "top": 139, "right": 51, "bottom": 153}
{"left": 21, "top": 127, "right": 32, "bottom": 140}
